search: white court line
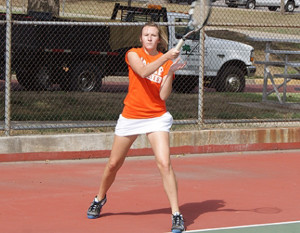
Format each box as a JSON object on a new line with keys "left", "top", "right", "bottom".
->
{"left": 185, "top": 220, "right": 300, "bottom": 232}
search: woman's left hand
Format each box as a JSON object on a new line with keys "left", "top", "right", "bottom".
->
{"left": 170, "top": 57, "right": 186, "bottom": 72}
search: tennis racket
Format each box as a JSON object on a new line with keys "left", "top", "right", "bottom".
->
{"left": 175, "top": 0, "right": 212, "bottom": 51}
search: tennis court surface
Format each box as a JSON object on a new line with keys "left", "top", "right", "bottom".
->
{"left": 1, "top": 150, "right": 300, "bottom": 233}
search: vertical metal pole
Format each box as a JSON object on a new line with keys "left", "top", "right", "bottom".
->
{"left": 4, "top": 0, "right": 12, "bottom": 136}
{"left": 197, "top": 28, "right": 205, "bottom": 127}
{"left": 282, "top": 55, "right": 288, "bottom": 103}
{"left": 262, "top": 42, "right": 270, "bottom": 102}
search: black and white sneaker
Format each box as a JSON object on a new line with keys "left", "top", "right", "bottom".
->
{"left": 171, "top": 212, "right": 185, "bottom": 233}
{"left": 87, "top": 195, "right": 107, "bottom": 219}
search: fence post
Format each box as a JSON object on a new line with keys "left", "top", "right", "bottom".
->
{"left": 197, "top": 27, "right": 205, "bottom": 128}
{"left": 4, "top": 0, "right": 12, "bottom": 136}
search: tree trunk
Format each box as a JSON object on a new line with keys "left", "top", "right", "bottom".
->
{"left": 27, "top": 0, "right": 60, "bottom": 17}
{"left": 280, "top": 0, "right": 285, "bottom": 13}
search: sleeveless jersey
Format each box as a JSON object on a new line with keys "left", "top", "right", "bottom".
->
{"left": 122, "top": 47, "right": 173, "bottom": 119}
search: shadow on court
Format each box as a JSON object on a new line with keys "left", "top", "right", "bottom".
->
{"left": 100, "top": 200, "right": 226, "bottom": 227}
{"left": 100, "top": 200, "right": 283, "bottom": 229}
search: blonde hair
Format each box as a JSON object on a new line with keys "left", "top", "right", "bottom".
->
{"left": 140, "top": 22, "right": 168, "bottom": 52}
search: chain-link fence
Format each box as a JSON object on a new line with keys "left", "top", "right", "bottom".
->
{"left": 1, "top": 0, "right": 300, "bottom": 136}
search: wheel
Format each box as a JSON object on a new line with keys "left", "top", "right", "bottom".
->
{"left": 173, "top": 75, "right": 198, "bottom": 93}
{"left": 246, "top": 0, "right": 255, "bottom": 9}
{"left": 69, "top": 62, "right": 102, "bottom": 92}
{"left": 34, "top": 66, "right": 53, "bottom": 90}
{"left": 16, "top": 68, "right": 33, "bottom": 90}
{"left": 268, "top": 6, "right": 278, "bottom": 11}
{"left": 215, "top": 66, "right": 245, "bottom": 92}
{"left": 16, "top": 65, "right": 53, "bottom": 91}
{"left": 285, "top": 1, "right": 295, "bottom": 12}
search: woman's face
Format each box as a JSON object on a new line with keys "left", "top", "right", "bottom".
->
{"left": 140, "top": 26, "right": 160, "bottom": 52}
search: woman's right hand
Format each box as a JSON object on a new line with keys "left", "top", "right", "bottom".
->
{"left": 165, "top": 48, "right": 181, "bottom": 61}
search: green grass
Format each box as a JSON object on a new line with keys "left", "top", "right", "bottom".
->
{"left": 204, "top": 92, "right": 300, "bottom": 120}
{"left": 1, "top": 91, "right": 300, "bottom": 123}
{"left": 7, "top": 91, "right": 126, "bottom": 121}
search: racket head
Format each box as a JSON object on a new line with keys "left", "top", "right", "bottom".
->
{"left": 188, "top": 0, "right": 211, "bottom": 31}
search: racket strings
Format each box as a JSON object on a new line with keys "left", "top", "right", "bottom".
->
{"left": 190, "top": 0, "right": 211, "bottom": 30}
{"left": 175, "top": 0, "right": 211, "bottom": 50}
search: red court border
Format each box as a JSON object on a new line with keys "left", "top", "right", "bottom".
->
{"left": 1, "top": 141, "right": 300, "bottom": 162}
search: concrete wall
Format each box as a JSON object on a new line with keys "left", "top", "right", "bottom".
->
{"left": 1, "top": 127, "right": 300, "bottom": 162}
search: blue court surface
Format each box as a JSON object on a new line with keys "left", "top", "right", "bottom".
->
{"left": 184, "top": 221, "right": 300, "bottom": 233}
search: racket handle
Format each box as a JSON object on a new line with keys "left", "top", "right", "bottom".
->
{"left": 175, "top": 39, "right": 185, "bottom": 51}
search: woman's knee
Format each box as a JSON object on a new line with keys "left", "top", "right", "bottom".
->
{"left": 107, "top": 158, "right": 124, "bottom": 173}
{"left": 156, "top": 158, "right": 172, "bottom": 173}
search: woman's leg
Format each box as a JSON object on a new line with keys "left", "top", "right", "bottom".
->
{"left": 147, "top": 131, "right": 180, "bottom": 214}
{"left": 97, "top": 134, "right": 138, "bottom": 200}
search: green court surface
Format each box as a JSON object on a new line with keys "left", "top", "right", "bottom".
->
{"left": 186, "top": 221, "right": 300, "bottom": 233}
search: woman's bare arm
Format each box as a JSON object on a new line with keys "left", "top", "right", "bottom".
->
{"left": 127, "top": 48, "right": 180, "bottom": 79}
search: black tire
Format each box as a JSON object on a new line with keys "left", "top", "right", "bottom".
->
{"left": 16, "top": 65, "right": 53, "bottom": 91}
{"left": 34, "top": 66, "right": 53, "bottom": 90}
{"left": 268, "top": 6, "right": 278, "bottom": 11}
{"left": 15, "top": 67, "right": 32, "bottom": 90}
{"left": 63, "top": 62, "right": 102, "bottom": 92}
{"left": 285, "top": 1, "right": 295, "bottom": 12}
{"left": 246, "top": 0, "right": 255, "bottom": 9}
{"left": 215, "top": 66, "right": 245, "bottom": 92}
{"left": 173, "top": 75, "right": 198, "bottom": 93}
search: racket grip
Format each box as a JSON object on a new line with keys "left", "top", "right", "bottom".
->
{"left": 175, "top": 39, "right": 185, "bottom": 51}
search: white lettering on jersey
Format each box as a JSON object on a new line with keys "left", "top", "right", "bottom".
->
{"left": 146, "top": 74, "right": 162, "bottom": 83}
{"left": 141, "top": 57, "right": 164, "bottom": 84}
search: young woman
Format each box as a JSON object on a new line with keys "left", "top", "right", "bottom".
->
{"left": 87, "top": 22, "right": 186, "bottom": 233}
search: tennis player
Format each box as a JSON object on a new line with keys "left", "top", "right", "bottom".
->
{"left": 87, "top": 22, "right": 186, "bottom": 233}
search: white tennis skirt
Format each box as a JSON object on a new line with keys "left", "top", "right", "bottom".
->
{"left": 115, "top": 112, "right": 173, "bottom": 136}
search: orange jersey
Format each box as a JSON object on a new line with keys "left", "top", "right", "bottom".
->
{"left": 122, "top": 47, "right": 173, "bottom": 119}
